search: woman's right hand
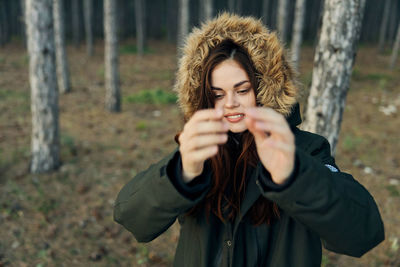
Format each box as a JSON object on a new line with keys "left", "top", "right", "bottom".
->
{"left": 178, "top": 108, "right": 229, "bottom": 183}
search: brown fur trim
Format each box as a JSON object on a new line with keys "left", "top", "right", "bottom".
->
{"left": 174, "top": 12, "right": 299, "bottom": 120}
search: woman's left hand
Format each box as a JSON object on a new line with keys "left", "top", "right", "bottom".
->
{"left": 245, "top": 107, "right": 295, "bottom": 185}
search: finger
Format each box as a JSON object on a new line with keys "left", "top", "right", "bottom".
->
{"left": 254, "top": 121, "right": 293, "bottom": 142}
{"left": 191, "top": 108, "right": 224, "bottom": 122}
{"left": 245, "top": 107, "right": 286, "bottom": 124}
{"left": 190, "top": 145, "right": 219, "bottom": 162}
{"left": 185, "top": 120, "right": 229, "bottom": 138}
{"left": 187, "top": 134, "right": 228, "bottom": 150}
{"left": 263, "top": 138, "right": 295, "bottom": 152}
{"left": 245, "top": 116, "right": 269, "bottom": 143}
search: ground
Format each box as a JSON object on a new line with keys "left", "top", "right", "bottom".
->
{"left": 0, "top": 40, "right": 399, "bottom": 266}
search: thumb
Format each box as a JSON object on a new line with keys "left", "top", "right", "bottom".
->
{"left": 245, "top": 116, "right": 267, "bottom": 144}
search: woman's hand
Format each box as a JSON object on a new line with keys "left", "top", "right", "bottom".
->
{"left": 179, "top": 108, "right": 229, "bottom": 183}
{"left": 245, "top": 107, "right": 295, "bottom": 185}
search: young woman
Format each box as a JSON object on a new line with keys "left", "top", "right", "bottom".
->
{"left": 114, "top": 13, "right": 384, "bottom": 267}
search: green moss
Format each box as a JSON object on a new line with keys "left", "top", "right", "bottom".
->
{"left": 386, "top": 185, "right": 400, "bottom": 197}
{"left": 135, "top": 121, "right": 147, "bottom": 131}
{"left": 342, "top": 134, "right": 364, "bottom": 151}
{"left": 124, "top": 88, "right": 177, "bottom": 105}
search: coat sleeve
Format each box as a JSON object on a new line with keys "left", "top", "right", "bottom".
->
{"left": 257, "top": 133, "right": 385, "bottom": 257}
{"left": 113, "top": 149, "right": 211, "bottom": 242}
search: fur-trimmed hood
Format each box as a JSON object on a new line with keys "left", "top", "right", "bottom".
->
{"left": 174, "top": 13, "right": 299, "bottom": 120}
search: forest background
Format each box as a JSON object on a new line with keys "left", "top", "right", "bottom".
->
{"left": 0, "top": 0, "right": 399, "bottom": 266}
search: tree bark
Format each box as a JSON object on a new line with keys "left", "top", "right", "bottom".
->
{"left": 9, "top": 0, "right": 16, "bottom": 38}
{"left": 166, "top": 0, "right": 177, "bottom": 43}
{"left": 135, "top": 0, "right": 145, "bottom": 56}
{"left": 53, "top": 0, "right": 71, "bottom": 94}
{"left": 0, "top": 0, "right": 10, "bottom": 45}
{"left": 388, "top": 0, "right": 398, "bottom": 45}
{"left": 104, "top": 0, "right": 121, "bottom": 112}
{"left": 0, "top": 1, "right": 3, "bottom": 46}
{"left": 378, "top": 0, "right": 391, "bottom": 53}
{"left": 290, "top": 0, "right": 306, "bottom": 70}
{"left": 200, "top": 0, "right": 212, "bottom": 22}
{"left": 236, "top": 0, "right": 243, "bottom": 14}
{"left": 277, "top": 0, "right": 289, "bottom": 43}
{"left": 84, "top": 0, "right": 94, "bottom": 56}
{"left": 389, "top": 21, "right": 400, "bottom": 70}
{"left": 303, "top": 0, "right": 366, "bottom": 156}
{"left": 20, "top": 0, "right": 27, "bottom": 47}
{"left": 228, "top": 0, "right": 235, "bottom": 13}
{"left": 26, "top": 0, "right": 60, "bottom": 173}
{"left": 72, "top": 0, "right": 81, "bottom": 47}
{"left": 204, "top": 0, "right": 212, "bottom": 21}
{"left": 177, "top": 0, "right": 189, "bottom": 57}
{"left": 262, "top": 0, "right": 271, "bottom": 26}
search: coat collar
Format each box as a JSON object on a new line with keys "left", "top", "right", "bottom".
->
{"left": 287, "top": 103, "right": 302, "bottom": 128}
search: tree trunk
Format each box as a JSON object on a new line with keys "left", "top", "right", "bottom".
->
{"left": 177, "top": 0, "right": 189, "bottom": 57}
{"left": 10, "top": 0, "right": 18, "bottom": 37}
{"left": 0, "top": 0, "right": 10, "bottom": 45}
{"left": 53, "top": 0, "right": 71, "bottom": 94}
{"left": 104, "top": 0, "right": 121, "bottom": 112}
{"left": 84, "top": 0, "right": 93, "bottom": 56}
{"left": 303, "top": 0, "right": 366, "bottom": 156}
{"left": 236, "top": 0, "right": 242, "bottom": 14}
{"left": 204, "top": 0, "right": 212, "bottom": 21}
{"left": 72, "top": 0, "right": 81, "bottom": 47}
{"left": 135, "top": 0, "right": 145, "bottom": 56}
{"left": 26, "top": 0, "right": 60, "bottom": 173}
{"left": 388, "top": 0, "right": 398, "bottom": 45}
{"left": 378, "top": 0, "right": 391, "bottom": 53}
{"left": 0, "top": 1, "right": 3, "bottom": 46}
{"left": 167, "top": 0, "right": 177, "bottom": 43}
{"left": 389, "top": 21, "right": 400, "bottom": 70}
{"left": 200, "top": 0, "right": 212, "bottom": 22}
{"left": 290, "top": 0, "right": 306, "bottom": 70}
{"left": 228, "top": 0, "right": 235, "bottom": 12}
{"left": 277, "top": 0, "right": 289, "bottom": 43}
{"left": 20, "top": 0, "right": 27, "bottom": 47}
{"left": 262, "top": 0, "right": 271, "bottom": 26}
{"left": 270, "top": 0, "right": 277, "bottom": 30}
{"left": 93, "top": 0, "right": 103, "bottom": 39}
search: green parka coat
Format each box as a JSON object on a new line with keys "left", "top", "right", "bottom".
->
{"left": 114, "top": 13, "right": 384, "bottom": 267}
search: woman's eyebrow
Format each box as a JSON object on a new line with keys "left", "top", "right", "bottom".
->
{"left": 211, "top": 80, "right": 250, "bottom": 90}
{"left": 233, "top": 80, "right": 250, "bottom": 88}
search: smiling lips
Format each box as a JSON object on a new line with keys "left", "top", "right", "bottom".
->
{"left": 224, "top": 113, "right": 245, "bottom": 123}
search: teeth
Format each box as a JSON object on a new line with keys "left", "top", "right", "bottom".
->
{"left": 227, "top": 114, "right": 243, "bottom": 119}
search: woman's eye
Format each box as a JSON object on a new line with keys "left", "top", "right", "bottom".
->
{"left": 214, "top": 94, "right": 224, "bottom": 99}
{"left": 238, "top": 88, "right": 250, "bottom": 94}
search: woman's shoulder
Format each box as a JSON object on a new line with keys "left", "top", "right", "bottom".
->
{"left": 292, "top": 128, "right": 332, "bottom": 156}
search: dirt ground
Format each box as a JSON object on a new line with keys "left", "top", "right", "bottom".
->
{"left": 0, "top": 40, "right": 399, "bottom": 266}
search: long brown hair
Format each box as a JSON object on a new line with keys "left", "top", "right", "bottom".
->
{"left": 184, "top": 40, "right": 280, "bottom": 225}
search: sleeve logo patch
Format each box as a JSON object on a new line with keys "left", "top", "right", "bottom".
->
{"left": 325, "top": 164, "right": 339, "bottom": 172}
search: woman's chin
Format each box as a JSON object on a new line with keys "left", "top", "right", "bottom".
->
{"left": 229, "top": 125, "right": 248, "bottom": 133}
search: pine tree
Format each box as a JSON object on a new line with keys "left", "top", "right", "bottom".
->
{"left": 303, "top": 0, "right": 366, "bottom": 155}
{"left": 53, "top": 0, "right": 71, "bottom": 93}
{"left": 26, "top": 0, "right": 60, "bottom": 173}
{"left": 104, "top": 0, "right": 121, "bottom": 112}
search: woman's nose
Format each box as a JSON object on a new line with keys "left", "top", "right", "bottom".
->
{"left": 224, "top": 93, "right": 239, "bottom": 108}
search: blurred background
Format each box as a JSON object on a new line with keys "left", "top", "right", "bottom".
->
{"left": 0, "top": 0, "right": 399, "bottom": 266}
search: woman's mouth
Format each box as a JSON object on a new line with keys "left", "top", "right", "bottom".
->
{"left": 225, "top": 113, "right": 245, "bottom": 123}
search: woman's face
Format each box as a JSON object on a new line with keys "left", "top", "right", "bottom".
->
{"left": 211, "top": 59, "right": 256, "bottom": 133}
